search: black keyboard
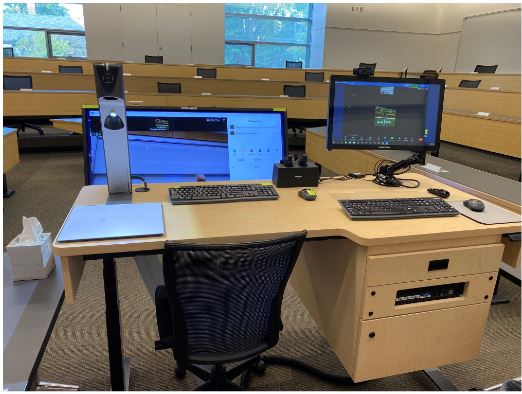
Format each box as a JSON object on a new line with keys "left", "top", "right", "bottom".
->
{"left": 169, "top": 183, "right": 279, "bottom": 205}
{"left": 339, "top": 197, "right": 460, "bottom": 220}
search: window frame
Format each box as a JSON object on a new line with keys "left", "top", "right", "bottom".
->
{"left": 224, "top": 4, "right": 313, "bottom": 68}
{"left": 224, "top": 42, "right": 255, "bottom": 67}
{"left": 3, "top": 26, "right": 86, "bottom": 59}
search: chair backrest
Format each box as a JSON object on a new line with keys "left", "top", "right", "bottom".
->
{"left": 359, "top": 62, "right": 377, "bottom": 74}
{"left": 474, "top": 64, "right": 498, "bottom": 73}
{"left": 196, "top": 67, "right": 217, "bottom": 78}
{"left": 58, "top": 65, "right": 83, "bottom": 74}
{"left": 284, "top": 84, "right": 306, "bottom": 97}
{"left": 304, "top": 71, "right": 324, "bottom": 82}
{"left": 157, "top": 82, "right": 181, "bottom": 94}
{"left": 4, "top": 75, "right": 32, "bottom": 90}
{"left": 459, "top": 79, "right": 481, "bottom": 88}
{"left": 162, "top": 230, "right": 307, "bottom": 364}
{"left": 145, "top": 55, "right": 163, "bottom": 64}
{"left": 285, "top": 61, "right": 303, "bottom": 69}
{"left": 3, "top": 47, "right": 14, "bottom": 57}
{"left": 421, "top": 70, "right": 439, "bottom": 79}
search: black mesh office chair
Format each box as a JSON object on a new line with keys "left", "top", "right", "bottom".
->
{"left": 359, "top": 62, "right": 377, "bottom": 74}
{"left": 145, "top": 55, "right": 164, "bottom": 64}
{"left": 459, "top": 79, "right": 481, "bottom": 88}
{"left": 284, "top": 85, "right": 306, "bottom": 98}
{"left": 58, "top": 65, "right": 83, "bottom": 74}
{"left": 305, "top": 71, "right": 324, "bottom": 82}
{"left": 285, "top": 61, "right": 303, "bottom": 69}
{"left": 157, "top": 82, "right": 182, "bottom": 94}
{"left": 474, "top": 64, "right": 498, "bottom": 73}
{"left": 196, "top": 67, "right": 217, "bottom": 78}
{"left": 155, "top": 231, "right": 307, "bottom": 390}
{"left": 3, "top": 47, "right": 14, "bottom": 57}
{"left": 3, "top": 75, "right": 44, "bottom": 135}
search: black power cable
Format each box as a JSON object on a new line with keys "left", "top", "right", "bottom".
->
{"left": 240, "top": 355, "right": 357, "bottom": 389}
{"left": 130, "top": 175, "right": 150, "bottom": 192}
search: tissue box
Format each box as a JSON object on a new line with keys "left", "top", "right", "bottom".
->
{"left": 6, "top": 232, "right": 55, "bottom": 281}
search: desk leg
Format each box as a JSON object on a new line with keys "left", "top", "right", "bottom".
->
{"left": 424, "top": 368, "right": 458, "bottom": 391}
{"left": 491, "top": 274, "right": 510, "bottom": 305}
{"left": 103, "top": 258, "right": 130, "bottom": 391}
{"left": 3, "top": 173, "right": 15, "bottom": 198}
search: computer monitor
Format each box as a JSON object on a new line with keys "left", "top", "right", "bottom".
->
{"left": 83, "top": 107, "right": 287, "bottom": 185}
{"left": 326, "top": 76, "right": 444, "bottom": 153}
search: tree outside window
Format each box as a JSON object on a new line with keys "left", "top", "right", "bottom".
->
{"left": 224, "top": 3, "right": 313, "bottom": 68}
{"left": 3, "top": 3, "right": 86, "bottom": 58}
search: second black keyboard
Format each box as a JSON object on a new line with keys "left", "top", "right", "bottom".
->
{"left": 339, "top": 197, "right": 460, "bottom": 220}
{"left": 169, "top": 183, "right": 279, "bottom": 204}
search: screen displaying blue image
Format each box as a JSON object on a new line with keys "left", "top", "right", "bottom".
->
{"left": 84, "top": 108, "right": 287, "bottom": 185}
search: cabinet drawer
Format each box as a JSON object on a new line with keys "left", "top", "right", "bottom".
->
{"left": 365, "top": 244, "right": 504, "bottom": 286}
{"left": 361, "top": 272, "right": 497, "bottom": 320}
{"left": 353, "top": 303, "right": 490, "bottom": 382}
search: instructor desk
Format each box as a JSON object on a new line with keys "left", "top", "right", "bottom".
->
{"left": 52, "top": 175, "right": 517, "bottom": 389}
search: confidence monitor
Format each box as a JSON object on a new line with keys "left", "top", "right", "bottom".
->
{"left": 326, "top": 75, "right": 445, "bottom": 187}
{"left": 83, "top": 107, "right": 287, "bottom": 185}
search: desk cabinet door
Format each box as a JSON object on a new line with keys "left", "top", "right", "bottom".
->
{"left": 353, "top": 302, "right": 490, "bottom": 382}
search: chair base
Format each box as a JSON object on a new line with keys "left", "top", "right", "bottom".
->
{"left": 17, "top": 123, "right": 44, "bottom": 135}
{"left": 175, "top": 356, "right": 263, "bottom": 391}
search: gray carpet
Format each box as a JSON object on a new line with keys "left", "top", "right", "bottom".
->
{"left": 36, "top": 260, "right": 521, "bottom": 391}
{"left": 3, "top": 150, "right": 84, "bottom": 249}
{"left": 2, "top": 135, "right": 521, "bottom": 390}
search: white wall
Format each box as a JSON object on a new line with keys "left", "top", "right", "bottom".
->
{"left": 455, "top": 8, "right": 521, "bottom": 73}
{"left": 318, "top": 3, "right": 518, "bottom": 72}
{"left": 83, "top": 3, "right": 224, "bottom": 64}
{"left": 83, "top": 3, "right": 519, "bottom": 71}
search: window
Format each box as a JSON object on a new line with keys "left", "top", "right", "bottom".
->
{"left": 3, "top": 3, "right": 86, "bottom": 58}
{"left": 224, "top": 3, "right": 313, "bottom": 68}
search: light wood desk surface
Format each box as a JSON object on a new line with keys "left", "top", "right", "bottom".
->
{"left": 3, "top": 128, "right": 19, "bottom": 173}
{"left": 53, "top": 175, "right": 514, "bottom": 383}
{"left": 53, "top": 176, "right": 517, "bottom": 275}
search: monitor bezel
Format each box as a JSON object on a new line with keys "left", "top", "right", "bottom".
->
{"left": 82, "top": 106, "right": 288, "bottom": 186}
{"left": 326, "top": 75, "right": 445, "bottom": 152}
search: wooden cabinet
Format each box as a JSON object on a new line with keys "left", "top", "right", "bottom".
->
{"left": 353, "top": 303, "right": 490, "bottom": 382}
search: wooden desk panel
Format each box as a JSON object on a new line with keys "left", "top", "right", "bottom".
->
{"left": 4, "top": 57, "right": 95, "bottom": 74}
{"left": 7, "top": 72, "right": 329, "bottom": 97}
{"left": 441, "top": 73, "right": 521, "bottom": 92}
{"left": 51, "top": 119, "right": 83, "bottom": 134}
{"left": 444, "top": 88, "right": 521, "bottom": 118}
{"left": 3, "top": 130, "right": 19, "bottom": 172}
{"left": 441, "top": 112, "right": 521, "bottom": 158}
{"left": 164, "top": 95, "right": 327, "bottom": 119}
{"left": 3, "top": 91, "right": 327, "bottom": 120}
{"left": 4, "top": 91, "right": 97, "bottom": 116}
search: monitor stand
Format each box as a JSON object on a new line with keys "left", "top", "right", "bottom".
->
{"left": 373, "top": 151, "right": 426, "bottom": 187}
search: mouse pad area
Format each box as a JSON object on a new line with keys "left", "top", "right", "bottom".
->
{"left": 448, "top": 200, "right": 521, "bottom": 225}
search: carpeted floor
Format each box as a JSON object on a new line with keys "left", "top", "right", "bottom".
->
{"left": 36, "top": 260, "right": 520, "bottom": 390}
{"left": 3, "top": 133, "right": 521, "bottom": 390}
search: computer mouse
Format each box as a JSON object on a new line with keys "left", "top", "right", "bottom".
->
{"left": 463, "top": 199, "right": 485, "bottom": 212}
{"left": 427, "top": 188, "right": 450, "bottom": 199}
{"left": 298, "top": 189, "right": 317, "bottom": 201}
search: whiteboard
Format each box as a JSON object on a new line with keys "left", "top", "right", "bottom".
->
{"left": 455, "top": 8, "right": 521, "bottom": 73}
